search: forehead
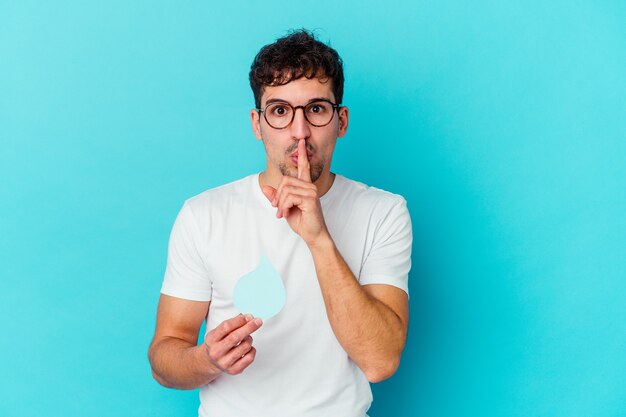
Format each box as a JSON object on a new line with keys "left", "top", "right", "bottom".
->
{"left": 261, "top": 77, "right": 335, "bottom": 106}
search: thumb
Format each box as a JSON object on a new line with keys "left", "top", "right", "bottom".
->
{"left": 261, "top": 185, "right": 276, "bottom": 203}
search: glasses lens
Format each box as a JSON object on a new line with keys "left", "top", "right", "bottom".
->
{"left": 263, "top": 101, "right": 336, "bottom": 128}
{"left": 305, "top": 101, "right": 334, "bottom": 126}
{"left": 265, "top": 103, "right": 293, "bottom": 129}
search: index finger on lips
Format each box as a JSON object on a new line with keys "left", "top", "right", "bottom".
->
{"left": 297, "top": 139, "right": 311, "bottom": 182}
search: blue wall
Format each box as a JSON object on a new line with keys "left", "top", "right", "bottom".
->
{"left": 1, "top": 1, "right": 624, "bottom": 416}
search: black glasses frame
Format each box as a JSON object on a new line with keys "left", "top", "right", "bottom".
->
{"left": 256, "top": 99, "right": 341, "bottom": 129}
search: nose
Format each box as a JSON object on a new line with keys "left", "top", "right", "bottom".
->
{"left": 290, "top": 107, "right": 311, "bottom": 141}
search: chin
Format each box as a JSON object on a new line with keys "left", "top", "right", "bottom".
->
{"left": 278, "top": 164, "right": 298, "bottom": 179}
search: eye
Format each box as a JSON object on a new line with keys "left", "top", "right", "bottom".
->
{"left": 269, "top": 104, "right": 291, "bottom": 117}
{"left": 307, "top": 102, "right": 328, "bottom": 114}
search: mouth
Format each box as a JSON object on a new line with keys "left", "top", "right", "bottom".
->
{"left": 291, "top": 152, "right": 313, "bottom": 165}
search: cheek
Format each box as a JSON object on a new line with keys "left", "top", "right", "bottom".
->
{"left": 319, "top": 138, "right": 337, "bottom": 156}
{"left": 261, "top": 134, "right": 290, "bottom": 159}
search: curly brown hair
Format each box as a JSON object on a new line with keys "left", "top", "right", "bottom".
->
{"left": 249, "top": 29, "right": 344, "bottom": 109}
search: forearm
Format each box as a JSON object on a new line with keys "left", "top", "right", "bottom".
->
{"left": 148, "top": 336, "right": 220, "bottom": 389}
{"left": 308, "top": 235, "right": 406, "bottom": 382}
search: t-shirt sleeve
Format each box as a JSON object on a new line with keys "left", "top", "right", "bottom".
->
{"left": 160, "top": 201, "right": 213, "bottom": 301}
{"left": 359, "top": 197, "right": 412, "bottom": 295}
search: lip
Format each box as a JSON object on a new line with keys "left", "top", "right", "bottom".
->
{"left": 291, "top": 152, "right": 313, "bottom": 164}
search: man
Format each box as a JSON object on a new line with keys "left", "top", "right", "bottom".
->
{"left": 148, "top": 29, "right": 412, "bottom": 417}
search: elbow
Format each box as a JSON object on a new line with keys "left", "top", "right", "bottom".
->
{"left": 363, "top": 357, "right": 400, "bottom": 383}
{"left": 148, "top": 356, "right": 168, "bottom": 387}
{"left": 148, "top": 342, "right": 172, "bottom": 388}
{"left": 151, "top": 369, "right": 174, "bottom": 388}
{"left": 151, "top": 369, "right": 164, "bottom": 385}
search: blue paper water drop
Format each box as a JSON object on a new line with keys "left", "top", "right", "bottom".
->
{"left": 233, "top": 254, "right": 286, "bottom": 320}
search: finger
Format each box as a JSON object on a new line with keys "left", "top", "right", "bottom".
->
{"left": 274, "top": 180, "right": 316, "bottom": 214}
{"left": 273, "top": 177, "right": 293, "bottom": 208}
{"left": 220, "top": 336, "right": 254, "bottom": 369}
{"left": 261, "top": 185, "right": 277, "bottom": 205}
{"left": 208, "top": 314, "right": 253, "bottom": 342}
{"left": 277, "top": 195, "right": 302, "bottom": 219}
{"left": 277, "top": 185, "right": 317, "bottom": 202}
{"left": 208, "top": 317, "right": 262, "bottom": 359}
{"left": 277, "top": 188, "right": 313, "bottom": 218}
{"left": 223, "top": 317, "right": 263, "bottom": 349}
{"left": 226, "top": 347, "right": 257, "bottom": 375}
{"left": 297, "top": 139, "right": 311, "bottom": 182}
{"left": 274, "top": 180, "right": 291, "bottom": 217}
{"left": 279, "top": 197, "right": 302, "bottom": 219}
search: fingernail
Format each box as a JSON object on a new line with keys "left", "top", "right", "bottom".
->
{"left": 245, "top": 314, "right": 253, "bottom": 321}
{"left": 254, "top": 318, "right": 263, "bottom": 326}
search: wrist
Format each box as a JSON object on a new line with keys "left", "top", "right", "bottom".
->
{"left": 197, "top": 342, "right": 223, "bottom": 381}
{"left": 307, "top": 229, "right": 335, "bottom": 254}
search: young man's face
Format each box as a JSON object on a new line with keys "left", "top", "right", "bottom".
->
{"left": 250, "top": 76, "right": 349, "bottom": 183}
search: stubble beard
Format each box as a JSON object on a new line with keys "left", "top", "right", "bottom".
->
{"left": 260, "top": 135, "right": 327, "bottom": 183}
{"left": 278, "top": 159, "right": 325, "bottom": 183}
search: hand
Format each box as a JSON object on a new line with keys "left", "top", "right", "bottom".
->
{"left": 203, "top": 314, "right": 263, "bottom": 376}
{"left": 261, "top": 139, "right": 330, "bottom": 246}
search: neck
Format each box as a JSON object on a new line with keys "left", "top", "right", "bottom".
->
{"left": 259, "top": 170, "right": 336, "bottom": 198}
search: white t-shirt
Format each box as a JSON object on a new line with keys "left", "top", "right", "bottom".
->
{"left": 161, "top": 173, "right": 412, "bottom": 417}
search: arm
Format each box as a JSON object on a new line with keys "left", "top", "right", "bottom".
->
{"left": 261, "top": 139, "right": 409, "bottom": 383}
{"left": 148, "top": 294, "right": 263, "bottom": 389}
{"left": 308, "top": 237, "right": 408, "bottom": 383}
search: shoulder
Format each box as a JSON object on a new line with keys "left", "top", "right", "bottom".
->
{"left": 184, "top": 175, "right": 254, "bottom": 212}
{"left": 174, "top": 175, "right": 255, "bottom": 230}
{"left": 334, "top": 174, "right": 407, "bottom": 212}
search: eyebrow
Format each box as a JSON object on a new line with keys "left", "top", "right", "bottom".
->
{"left": 263, "top": 97, "right": 334, "bottom": 106}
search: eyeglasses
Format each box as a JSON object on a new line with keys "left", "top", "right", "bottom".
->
{"left": 256, "top": 99, "right": 340, "bottom": 129}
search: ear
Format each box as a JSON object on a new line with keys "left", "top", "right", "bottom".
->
{"left": 337, "top": 106, "right": 349, "bottom": 138}
{"left": 250, "top": 109, "right": 263, "bottom": 140}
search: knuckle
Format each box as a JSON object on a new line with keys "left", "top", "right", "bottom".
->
{"left": 226, "top": 334, "right": 240, "bottom": 346}
{"left": 207, "top": 349, "right": 219, "bottom": 362}
{"left": 235, "top": 340, "right": 248, "bottom": 351}
{"left": 207, "top": 348, "right": 218, "bottom": 360}
{"left": 220, "top": 321, "right": 232, "bottom": 333}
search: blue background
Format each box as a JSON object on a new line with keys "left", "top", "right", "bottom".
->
{"left": 1, "top": 1, "right": 625, "bottom": 416}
